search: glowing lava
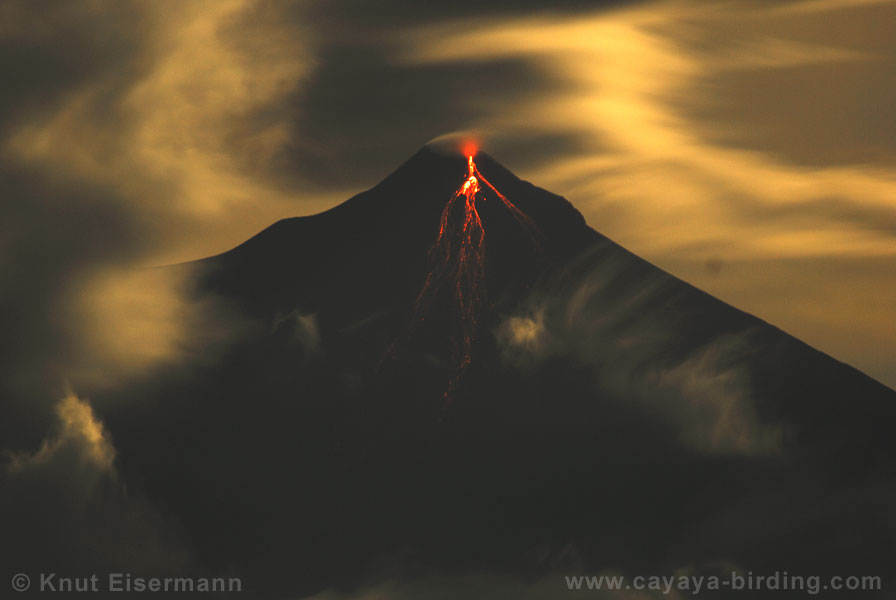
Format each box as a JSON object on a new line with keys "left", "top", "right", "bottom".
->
{"left": 412, "top": 152, "right": 540, "bottom": 399}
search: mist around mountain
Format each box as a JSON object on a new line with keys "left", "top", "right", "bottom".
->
{"left": 3, "top": 147, "right": 894, "bottom": 598}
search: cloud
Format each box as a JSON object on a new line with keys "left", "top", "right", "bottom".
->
{"left": 0, "top": 161, "right": 150, "bottom": 446}
{"left": 700, "top": 37, "right": 873, "bottom": 70}
{"left": 273, "top": 310, "right": 321, "bottom": 355}
{"left": 68, "top": 264, "right": 246, "bottom": 388}
{"left": 3, "top": 0, "right": 343, "bottom": 265}
{"left": 771, "top": 0, "right": 895, "bottom": 14}
{"left": 0, "top": 390, "right": 191, "bottom": 576}
{"left": 497, "top": 251, "right": 782, "bottom": 455}
{"left": 5, "top": 390, "right": 116, "bottom": 474}
{"left": 5, "top": 0, "right": 311, "bottom": 214}
{"left": 642, "top": 337, "right": 782, "bottom": 454}
{"left": 496, "top": 310, "right": 550, "bottom": 367}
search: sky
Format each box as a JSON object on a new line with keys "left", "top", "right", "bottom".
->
{"left": 1, "top": 0, "right": 894, "bottom": 421}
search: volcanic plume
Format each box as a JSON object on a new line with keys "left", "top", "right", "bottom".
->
{"left": 408, "top": 150, "right": 540, "bottom": 398}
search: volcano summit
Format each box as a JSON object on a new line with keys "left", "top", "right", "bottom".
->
{"left": 92, "top": 146, "right": 895, "bottom": 598}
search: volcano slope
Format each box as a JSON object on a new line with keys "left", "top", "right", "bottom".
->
{"left": 97, "top": 147, "right": 896, "bottom": 598}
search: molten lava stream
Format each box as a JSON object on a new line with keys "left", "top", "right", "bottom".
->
{"left": 410, "top": 153, "right": 540, "bottom": 401}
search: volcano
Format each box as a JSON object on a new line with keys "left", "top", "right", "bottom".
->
{"left": 99, "top": 147, "right": 896, "bottom": 598}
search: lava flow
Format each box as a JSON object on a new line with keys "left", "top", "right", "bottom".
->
{"left": 411, "top": 151, "right": 540, "bottom": 399}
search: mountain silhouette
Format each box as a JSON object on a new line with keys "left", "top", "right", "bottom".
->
{"left": 97, "top": 147, "right": 896, "bottom": 598}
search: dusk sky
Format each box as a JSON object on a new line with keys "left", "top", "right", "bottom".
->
{"left": 2, "top": 0, "right": 894, "bottom": 407}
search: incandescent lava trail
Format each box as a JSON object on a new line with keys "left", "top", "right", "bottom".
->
{"left": 411, "top": 150, "right": 540, "bottom": 399}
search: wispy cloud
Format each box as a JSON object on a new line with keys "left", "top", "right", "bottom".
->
{"left": 68, "top": 264, "right": 246, "bottom": 388}
{"left": 497, "top": 252, "right": 783, "bottom": 456}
